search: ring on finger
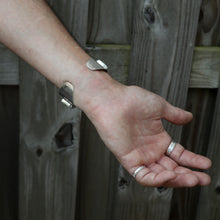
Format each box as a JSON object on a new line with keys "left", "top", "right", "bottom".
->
{"left": 133, "top": 166, "right": 146, "bottom": 178}
{"left": 166, "top": 141, "right": 176, "bottom": 156}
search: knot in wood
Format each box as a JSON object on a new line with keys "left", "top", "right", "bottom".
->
{"left": 36, "top": 148, "right": 43, "bottom": 157}
{"left": 55, "top": 123, "right": 73, "bottom": 149}
{"left": 215, "top": 186, "right": 220, "bottom": 195}
{"left": 157, "top": 187, "right": 167, "bottom": 193}
{"left": 143, "top": 6, "right": 155, "bottom": 24}
{"left": 118, "top": 177, "right": 128, "bottom": 189}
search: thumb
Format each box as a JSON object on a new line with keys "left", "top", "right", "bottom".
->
{"left": 162, "top": 102, "right": 193, "bottom": 125}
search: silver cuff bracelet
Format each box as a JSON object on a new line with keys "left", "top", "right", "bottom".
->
{"left": 59, "top": 58, "right": 108, "bottom": 108}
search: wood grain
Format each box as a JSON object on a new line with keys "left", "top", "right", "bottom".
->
{"left": 19, "top": 62, "right": 81, "bottom": 220}
{"left": 195, "top": 2, "right": 220, "bottom": 219}
{"left": 170, "top": 88, "right": 217, "bottom": 220}
{"left": 0, "top": 44, "right": 19, "bottom": 85}
{"left": 19, "top": 0, "right": 89, "bottom": 219}
{"left": 87, "top": 0, "right": 133, "bottom": 44}
{"left": 189, "top": 47, "right": 220, "bottom": 88}
{"left": 48, "top": 0, "right": 89, "bottom": 47}
{"left": 0, "top": 86, "right": 19, "bottom": 220}
{"left": 75, "top": 45, "right": 129, "bottom": 220}
{"left": 195, "top": 88, "right": 220, "bottom": 220}
{"left": 122, "top": 0, "right": 202, "bottom": 219}
{"left": 170, "top": 1, "right": 220, "bottom": 219}
{"left": 196, "top": 0, "right": 220, "bottom": 46}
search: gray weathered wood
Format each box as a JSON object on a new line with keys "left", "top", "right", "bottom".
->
{"left": 87, "top": 0, "right": 133, "bottom": 44}
{"left": 0, "top": 86, "right": 19, "bottom": 220}
{"left": 194, "top": 1, "right": 220, "bottom": 219}
{"left": 189, "top": 47, "right": 220, "bottom": 88}
{"left": 170, "top": 88, "right": 217, "bottom": 220}
{"left": 19, "top": 62, "right": 81, "bottom": 220}
{"left": 111, "top": 1, "right": 202, "bottom": 220}
{"left": 47, "top": 0, "right": 89, "bottom": 47}
{"left": 170, "top": 1, "right": 220, "bottom": 219}
{"left": 1, "top": 43, "right": 219, "bottom": 88}
{"left": 196, "top": 0, "right": 220, "bottom": 46}
{"left": 195, "top": 87, "right": 220, "bottom": 220}
{"left": 0, "top": 44, "right": 19, "bottom": 85}
{"left": 86, "top": 45, "right": 130, "bottom": 83}
{"left": 19, "top": 0, "right": 89, "bottom": 219}
{"left": 75, "top": 45, "right": 130, "bottom": 220}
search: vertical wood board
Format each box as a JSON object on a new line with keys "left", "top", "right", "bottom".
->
{"left": 128, "top": 0, "right": 202, "bottom": 140}
{"left": 116, "top": 0, "right": 202, "bottom": 220}
{"left": 87, "top": 0, "right": 133, "bottom": 44}
{"left": 19, "top": 0, "right": 89, "bottom": 219}
{"left": 0, "top": 86, "right": 19, "bottom": 220}
{"left": 75, "top": 45, "right": 130, "bottom": 220}
{"left": 19, "top": 63, "right": 81, "bottom": 220}
{"left": 170, "top": 89, "right": 217, "bottom": 220}
{"left": 172, "top": 1, "right": 220, "bottom": 219}
{"left": 196, "top": 0, "right": 220, "bottom": 46}
{"left": 195, "top": 87, "right": 220, "bottom": 220}
{"left": 0, "top": 44, "right": 19, "bottom": 85}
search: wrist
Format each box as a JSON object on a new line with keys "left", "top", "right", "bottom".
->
{"left": 60, "top": 58, "right": 126, "bottom": 120}
{"left": 71, "top": 65, "right": 114, "bottom": 112}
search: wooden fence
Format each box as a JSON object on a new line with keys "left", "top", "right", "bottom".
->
{"left": 0, "top": 0, "right": 220, "bottom": 219}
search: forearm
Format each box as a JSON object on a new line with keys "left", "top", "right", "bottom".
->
{"left": 0, "top": 0, "right": 113, "bottom": 111}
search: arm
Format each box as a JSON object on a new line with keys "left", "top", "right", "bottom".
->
{"left": 0, "top": 0, "right": 211, "bottom": 187}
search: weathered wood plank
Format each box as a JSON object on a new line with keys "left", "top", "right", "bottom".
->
{"left": 19, "top": 62, "right": 81, "bottom": 220}
{"left": 189, "top": 47, "right": 220, "bottom": 88}
{"left": 86, "top": 45, "right": 130, "bottom": 83}
{"left": 196, "top": 0, "right": 220, "bottom": 46}
{"left": 47, "top": 0, "right": 89, "bottom": 47}
{"left": 87, "top": 0, "right": 133, "bottom": 44}
{"left": 19, "top": 0, "right": 89, "bottom": 219}
{"left": 195, "top": 87, "right": 220, "bottom": 220}
{"left": 1, "top": 43, "right": 219, "bottom": 88}
{"left": 170, "top": 1, "right": 220, "bottom": 219}
{"left": 117, "top": 0, "right": 202, "bottom": 219}
{"left": 194, "top": 2, "right": 220, "bottom": 219}
{"left": 0, "top": 86, "right": 19, "bottom": 220}
{"left": 75, "top": 46, "right": 130, "bottom": 220}
{"left": 0, "top": 44, "right": 19, "bottom": 85}
{"left": 128, "top": 0, "right": 202, "bottom": 140}
{"left": 170, "top": 88, "right": 217, "bottom": 220}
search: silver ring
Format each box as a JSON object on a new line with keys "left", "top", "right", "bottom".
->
{"left": 167, "top": 141, "right": 176, "bottom": 155}
{"left": 133, "top": 166, "right": 145, "bottom": 178}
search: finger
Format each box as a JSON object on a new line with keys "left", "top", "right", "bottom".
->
{"left": 174, "top": 166, "right": 211, "bottom": 186}
{"left": 168, "top": 143, "right": 212, "bottom": 170}
{"left": 192, "top": 171, "right": 211, "bottom": 186}
{"left": 132, "top": 166, "right": 176, "bottom": 187}
{"left": 162, "top": 102, "right": 193, "bottom": 125}
{"left": 148, "top": 162, "right": 167, "bottom": 173}
{"left": 158, "top": 156, "right": 211, "bottom": 187}
{"left": 158, "top": 155, "right": 178, "bottom": 170}
{"left": 164, "top": 169, "right": 199, "bottom": 187}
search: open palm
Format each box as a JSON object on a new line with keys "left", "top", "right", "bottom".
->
{"left": 85, "top": 84, "right": 211, "bottom": 188}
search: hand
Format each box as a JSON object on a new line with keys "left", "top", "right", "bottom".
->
{"left": 77, "top": 74, "right": 212, "bottom": 188}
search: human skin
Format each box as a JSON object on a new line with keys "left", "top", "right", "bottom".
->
{"left": 0, "top": 0, "right": 211, "bottom": 187}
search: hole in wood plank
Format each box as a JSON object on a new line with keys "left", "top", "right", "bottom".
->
{"left": 199, "top": 10, "right": 204, "bottom": 22}
{"left": 36, "top": 148, "right": 43, "bottom": 157}
{"left": 118, "top": 177, "right": 128, "bottom": 189}
{"left": 215, "top": 186, "right": 220, "bottom": 195}
{"left": 143, "top": 6, "right": 155, "bottom": 24}
{"left": 157, "top": 187, "right": 167, "bottom": 193}
{"left": 55, "top": 123, "right": 73, "bottom": 149}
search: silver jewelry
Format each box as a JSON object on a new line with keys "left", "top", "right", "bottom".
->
{"left": 59, "top": 82, "right": 74, "bottom": 108}
{"left": 133, "top": 166, "right": 145, "bottom": 178}
{"left": 166, "top": 141, "right": 176, "bottom": 155}
{"left": 59, "top": 58, "right": 108, "bottom": 108}
{"left": 86, "top": 58, "right": 108, "bottom": 71}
